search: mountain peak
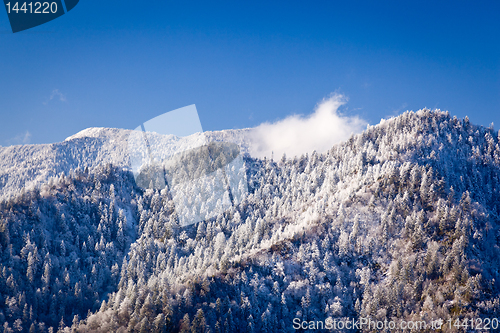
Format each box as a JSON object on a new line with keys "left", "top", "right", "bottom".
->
{"left": 64, "top": 127, "right": 132, "bottom": 141}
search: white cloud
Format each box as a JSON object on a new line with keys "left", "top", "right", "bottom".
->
{"left": 7, "top": 131, "right": 32, "bottom": 146}
{"left": 249, "top": 94, "right": 367, "bottom": 158}
{"left": 43, "top": 89, "right": 67, "bottom": 104}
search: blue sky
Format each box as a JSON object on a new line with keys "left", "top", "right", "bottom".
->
{"left": 0, "top": 1, "right": 499, "bottom": 146}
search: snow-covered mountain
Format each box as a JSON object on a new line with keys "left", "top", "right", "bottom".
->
{"left": 1, "top": 109, "right": 500, "bottom": 332}
{"left": 0, "top": 127, "right": 252, "bottom": 200}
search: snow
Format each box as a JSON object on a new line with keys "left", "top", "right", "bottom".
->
{"left": 0, "top": 127, "right": 254, "bottom": 200}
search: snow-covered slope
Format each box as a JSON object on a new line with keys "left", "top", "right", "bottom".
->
{"left": 71, "top": 110, "right": 500, "bottom": 331}
{"left": 0, "top": 127, "right": 253, "bottom": 199}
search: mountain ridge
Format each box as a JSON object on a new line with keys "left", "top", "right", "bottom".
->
{"left": 0, "top": 126, "right": 253, "bottom": 200}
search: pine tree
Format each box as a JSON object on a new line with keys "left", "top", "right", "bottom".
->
{"left": 180, "top": 314, "right": 191, "bottom": 333}
{"left": 191, "top": 309, "right": 206, "bottom": 333}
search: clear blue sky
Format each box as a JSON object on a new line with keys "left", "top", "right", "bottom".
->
{"left": 0, "top": 1, "right": 499, "bottom": 146}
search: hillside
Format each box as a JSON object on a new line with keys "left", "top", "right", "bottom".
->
{"left": 1, "top": 109, "right": 500, "bottom": 332}
{"left": 0, "top": 127, "right": 252, "bottom": 200}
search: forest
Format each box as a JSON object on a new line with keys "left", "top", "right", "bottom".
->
{"left": 1, "top": 109, "right": 500, "bottom": 332}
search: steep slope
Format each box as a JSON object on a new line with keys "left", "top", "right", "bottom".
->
{"left": 71, "top": 110, "right": 500, "bottom": 332}
{"left": 0, "top": 127, "right": 252, "bottom": 200}
{"left": 0, "top": 165, "right": 141, "bottom": 331}
{"left": 0, "top": 128, "right": 132, "bottom": 200}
